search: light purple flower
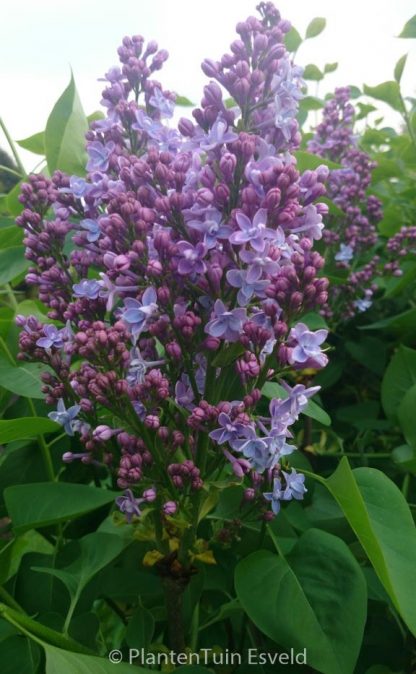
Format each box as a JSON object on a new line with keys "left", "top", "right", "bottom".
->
{"left": 226, "top": 269, "right": 269, "bottom": 306}
{"left": 149, "top": 88, "right": 175, "bottom": 118}
{"left": 239, "top": 244, "right": 280, "bottom": 283}
{"left": 335, "top": 243, "right": 353, "bottom": 262}
{"left": 116, "top": 489, "right": 143, "bottom": 522}
{"left": 121, "top": 287, "right": 158, "bottom": 338}
{"left": 230, "top": 209, "right": 276, "bottom": 252}
{"left": 86, "top": 141, "right": 115, "bottom": 172}
{"left": 263, "top": 477, "right": 283, "bottom": 514}
{"left": 48, "top": 399, "right": 81, "bottom": 436}
{"left": 205, "top": 299, "right": 246, "bottom": 342}
{"left": 270, "top": 383, "right": 321, "bottom": 425}
{"left": 281, "top": 469, "right": 307, "bottom": 501}
{"left": 187, "top": 209, "right": 232, "bottom": 249}
{"left": 200, "top": 117, "right": 238, "bottom": 151}
{"left": 289, "top": 323, "right": 328, "bottom": 368}
{"left": 354, "top": 297, "right": 372, "bottom": 312}
{"left": 231, "top": 427, "right": 270, "bottom": 473}
{"left": 73, "top": 279, "right": 101, "bottom": 300}
{"left": 175, "top": 374, "right": 195, "bottom": 410}
{"left": 209, "top": 412, "right": 248, "bottom": 445}
{"left": 127, "top": 347, "right": 165, "bottom": 385}
{"left": 291, "top": 205, "right": 324, "bottom": 241}
{"left": 36, "top": 324, "right": 65, "bottom": 350}
{"left": 80, "top": 219, "right": 101, "bottom": 243}
{"left": 176, "top": 241, "right": 207, "bottom": 275}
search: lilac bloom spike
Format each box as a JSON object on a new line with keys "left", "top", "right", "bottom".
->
{"left": 230, "top": 209, "right": 276, "bottom": 251}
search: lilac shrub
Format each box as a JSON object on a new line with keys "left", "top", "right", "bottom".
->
{"left": 309, "top": 87, "right": 415, "bottom": 322}
{"left": 16, "top": 2, "right": 329, "bottom": 565}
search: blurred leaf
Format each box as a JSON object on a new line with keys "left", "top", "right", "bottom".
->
{"left": 125, "top": 607, "right": 155, "bottom": 649}
{"left": 381, "top": 345, "right": 416, "bottom": 419}
{"left": 284, "top": 26, "right": 302, "bottom": 52}
{"left": 363, "top": 82, "right": 405, "bottom": 113}
{"left": 45, "top": 645, "right": 150, "bottom": 673}
{"left": 0, "top": 418, "right": 60, "bottom": 443}
{"left": 45, "top": 72, "right": 88, "bottom": 175}
{"left": 0, "top": 356, "right": 47, "bottom": 398}
{"left": 0, "top": 226, "right": 23, "bottom": 249}
{"left": 325, "top": 459, "right": 416, "bottom": 636}
{"left": 361, "top": 307, "right": 416, "bottom": 341}
{"left": 4, "top": 482, "right": 119, "bottom": 533}
{"left": 392, "top": 444, "right": 416, "bottom": 475}
{"left": 356, "top": 103, "right": 377, "bottom": 121}
{"left": 0, "top": 246, "right": 28, "bottom": 284}
{"left": 294, "top": 150, "right": 341, "bottom": 171}
{"left": 17, "top": 132, "right": 45, "bottom": 155}
{"left": 348, "top": 85, "right": 362, "bottom": 99}
{"left": 0, "top": 635, "right": 41, "bottom": 674}
{"left": 175, "top": 95, "right": 194, "bottom": 107}
{"left": 394, "top": 54, "right": 408, "bottom": 83}
{"left": 235, "top": 529, "right": 366, "bottom": 674}
{"left": 324, "top": 62, "right": 338, "bottom": 74}
{"left": 398, "top": 384, "right": 416, "bottom": 450}
{"left": 305, "top": 17, "right": 326, "bottom": 39}
{"left": 5, "top": 182, "right": 24, "bottom": 216}
{"left": 398, "top": 14, "right": 416, "bottom": 38}
{"left": 303, "top": 64, "right": 324, "bottom": 81}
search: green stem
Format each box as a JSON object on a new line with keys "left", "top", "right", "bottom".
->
{"left": 5, "top": 283, "right": 19, "bottom": 311}
{"left": 0, "top": 586, "right": 26, "bottom": 613}
{"left": 163, "top": 577, "right": 187, "bottom": 652}
{"left": 0, "top": 117, "right": 26, "bottom": 176}
{"left": 402, "top": 473, "right": 411, "bottom": 500}
{"left": 27, "top": 398, "right": 55, "bottom": 482}
{"left": 0, "top": 164, "right": 22, "bottom": 179}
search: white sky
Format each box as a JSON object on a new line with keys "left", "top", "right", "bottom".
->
{"left": 1, "top": 0, "right": 415, "bottom": 171}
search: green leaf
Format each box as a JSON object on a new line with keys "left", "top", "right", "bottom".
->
{"left": 17, "top": 132, "right": 45, "bottom": 155}
{"left": 235, "top": 529, "right": 366, "bottom": 674}
{"left": 45, "top": 73, "right": 88, "bottom": 175}
{"left": 0, "top": 246, "right": 28, "bottom": 284}
{"left": 381, "top": 345, "right": 416, "bottom": 418}
{"left": 45, "top": 644, "right": 151, "bottom": 673}
{"left": 392, "top": 444, "right": 416, "bottom": 475}
{"left": 6, "top": 182, "right": 24, "bottom": 217}
{"left": 175, "top": 95, "right": 194, "bottom": 107}
{"left": 0, "top": 635, "right": 41, "bottom": 674}
{"left": 125, "top": 607, "right": 155, "bottom": 649}
{"left": 324, "top": 62, "right": 338, "bottom": 74}
{"left": 284, "top": 26, "right": 302, "bottom": 52}
{"left": 394, "top": 54, "right": 408, "bottom": 83}
{"left": 0, "top": 226, "right": 23, "bottom": 249}
{"left": 361, "top": 307, "right": 416, "bottom": 341}
{"left": 398, "top": 384, "right": 416, "bottom": 450}
{"left": 293, "top": 150, "right": 341, "bottom": 172}
{"left": 305, "top": 17, "right": 326, "bottom": 39}
{"left": 303, "top": 64, "right": 324, "bottom": 81}
{"left": 4, "top": 482, "right": 119, "bottom": 533}
{"left": 398, "top": 14, "right": 416, "bottom": 38}
{"left": 262, "top": 382, "right": 331, "bottom": 426}
{"left": 325, "top": 458, "right": 416, "bottom": 636}
{"left": 211, "top": 342, "right": 245, "bottom": 367}
{"left": 0, "top": 355, "right": 47, "bottom": 398}
{"left": 363, "top": 82, "right": 405, "bottom": 113}
{"left": 0, "top": 418, "right": 60, "bottom": 443}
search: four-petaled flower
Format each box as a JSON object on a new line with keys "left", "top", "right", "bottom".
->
{"left": 86, "top": 141, "right": 115, "bottom": 172}
{"left": 288, "top": 323, "right": 328, "bottom": 368}
{"left": 263, "top": 477, "right": 283, "bottom": 514}
{"left": 36, "top": 324, "right": 65, "bottom": 350}
{"left": 73, "top": 279, "right": 101, "bottom": 300}
{"left": 335, "top": 243, "right": 353, "bottom": 263}
{"left": 281, "top": 469, "right": 307, "bottom": 501}
{"left": 176, "top": 241, "right": 207, "bottom": 276}
{"left": 205, "top": 299, "right": 246, "bottom": 342}
{"left": 200, "top": 117, "right": 238, "bottom": 151}
{"left": 230, "top": 209, "right": 276, "bottom": 251}
{"left": 80, "top": 218, "right": 101, "bottom": 242}
{"left": 187, "top": 209, "right": 232, "bottom": 249}
{"left": 116, "top": 489, "right": 143, "bottom": 522}
{"left": 121, "top": 287, "right": 158, "bottom": 338}
{"left": 226, "top": 269, "right": 269, "bottom": 306}
{"left": 48, "top": 399, "right": 81, "bottom": 436}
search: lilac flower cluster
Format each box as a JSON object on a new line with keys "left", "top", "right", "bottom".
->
{"left": 16, "top": 3, "right": 329, "bottom": 532}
